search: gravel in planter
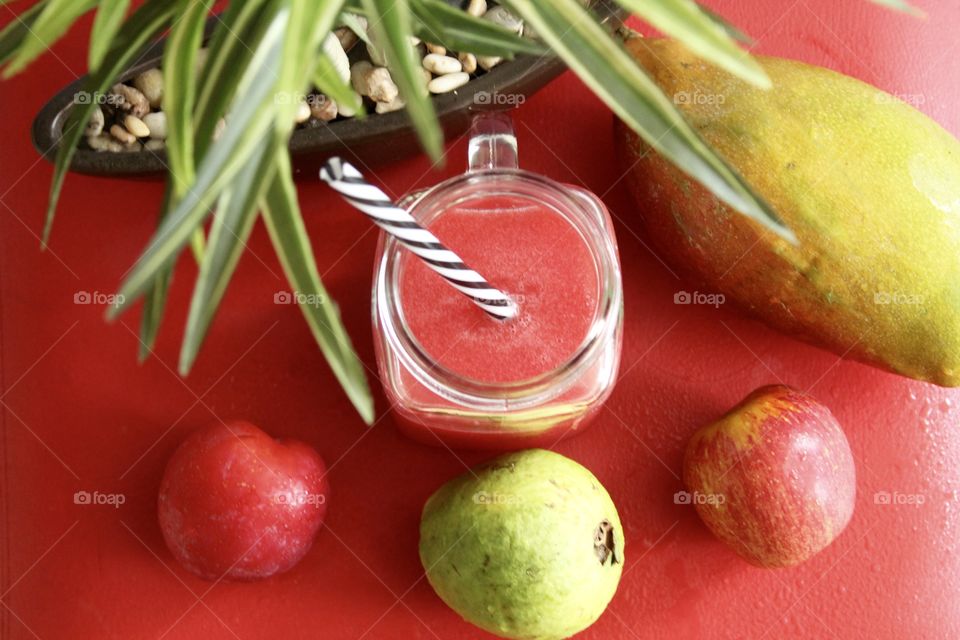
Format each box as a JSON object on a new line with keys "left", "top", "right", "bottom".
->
{"left": 79, "top": 2, "right": 525, "bottom": 154}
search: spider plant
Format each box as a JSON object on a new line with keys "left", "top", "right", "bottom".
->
{"left": 0, "top": 0, "right": 916, "bottom": 423}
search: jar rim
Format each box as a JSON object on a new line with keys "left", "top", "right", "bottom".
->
{"left": 374, "top": 168, "right": 622, "bottom": 410}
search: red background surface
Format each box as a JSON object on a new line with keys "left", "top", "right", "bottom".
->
{"left": 2, "top": 1, "right": 959, "bottom": 638}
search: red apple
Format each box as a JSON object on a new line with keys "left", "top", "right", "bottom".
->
{"left": 683, "top": 385, "right": 856, "bottom": 568}
{"left": 158, "top": 421, "right": 329, "bottom": 580}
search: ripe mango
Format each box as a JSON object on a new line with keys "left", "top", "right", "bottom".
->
{"left": 616, "top": 38, "right": 960, "bottom": 386}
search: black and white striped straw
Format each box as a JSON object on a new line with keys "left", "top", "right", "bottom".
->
{"left": 320, "top": 157, "right": 518, "bottom": 321}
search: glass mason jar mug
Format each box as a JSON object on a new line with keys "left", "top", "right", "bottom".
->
{"left": 372, "top": 113, "right": 623, "bottom": 449}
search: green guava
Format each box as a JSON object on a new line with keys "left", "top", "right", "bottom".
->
{"left": 419, "top": 449, "right": 625, "bottom": 640}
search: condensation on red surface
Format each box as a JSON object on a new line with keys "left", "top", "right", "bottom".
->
{"left": 1, "top": 2, "right": 959, "bottom": 639}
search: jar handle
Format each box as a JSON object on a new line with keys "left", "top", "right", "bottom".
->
{"left": 467, "top": 112, "right": 518, "bottom": 172}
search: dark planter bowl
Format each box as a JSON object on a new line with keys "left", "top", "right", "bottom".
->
{"left": 31, "top": 2, "right": 624, "bottom": 180}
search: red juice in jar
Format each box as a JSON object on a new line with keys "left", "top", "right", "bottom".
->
{"left": 372, "top": 114, "right": 623, "bottom": 450}
{"left": 400, "top": 197, "right": 599, "bottom": 385}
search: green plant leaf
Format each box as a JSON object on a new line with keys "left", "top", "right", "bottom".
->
{"left": 178, "top": 0, "right": 361, "bottom": 403}
{"left": 193, "top": 0, "right": 279, "bottom": 161}
{"left": 0, "top": 1, "right": 48, "bottom": 68}
{"left": 138, "top": 186, "right": 175, "bottom": 361}
{"left": 406, "top": 0, "right": 446, "bottom": 44}
{"left": 337, "top": 11, "right": 371, "bottom": 45}
{"left": 140, "top": 197, "right": 204, "bottom": 360}
{"left": 113, "top": 0, "right": 343, "bottom": 308}
{"left": 189, "top": 227, "right": 206, "bottom": 261}
{"left": 3, "top": 0, "right": 97, "bottom": 77}
{"left": 138, "top": 267, "right": 173, "bottom": 360}
{"left": 276, "top": 0, "right": 339, "bottom": 119}
{"left": 313, "top": 44, "right": 365, "bottom": 116}
{"left": 695, "top": 3, "right": 753, "bottom": 45}
{"left": 362, "top": 0, "right": 442, "bottom": 161}
{"left": 42, "top": 0, "right": 178, "bottom": 246}
{"left": 261, "top": 151, "right": 374, "bottom": 425}
{"left": 88, "top": 0, "right": 130, "bottom": 71}
{"left": 179, "top": 139, "right": 279, "bottom": 374}
{"left": 870, "top": 0, "right": 925, "bottom": 16}
{"left": 504, "top": 0, "right": 793, "bottom": 241}
{"left": 139, "top": 225, "right": 202, "bottom": 361}
{"left": 108, "top": 5, "right": 291, "bottom": 311}
{"left": 410, "top": 0, "right": 545, "bottom": 57}
{"left": 617, "top": 0, "right": 768, "bottom": 87}
{"left": 139, "top": 1, "right": 265, "bottom": 357}
{"left": 163, "top": 0, "right": 212, "bottom": 196}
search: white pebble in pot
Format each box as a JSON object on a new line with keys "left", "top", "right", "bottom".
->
{"left": 375, "top": 95, "right": 406, "bottom": 114}
{"left": 124, "top": 115, "right": 151, "bottom": 138}
{"left": 478, "top": 55, "right": 502, "bottom": 71}
{"left": 142, "top": 112, "right": 167, "bottom": 140}
{"left": 85, "top": 106, "right": 104, "bottom": 137}
{"left": 467, "top": 0, "right": 487, "bottom": 17}
{"left": 366, "top": 67, "right": 399, "bottom": 103}
{"left": 335, "top": 26, "right": 358, "bottom": 52}
{"left": 134, "top": 68, "right": 164, "bottom": 109}
{"left": 111, "top": 83, "right": 150, "bottom": 117}
{"left": 483, "top": 6, "right": 523, "bottom": 34}
{"left": 428, "top": 72, "right": 470, "bottom": 94}
{"left": 351, "top": 61, "right": 374, "bottom": 96}
{"left": 88, "top": 134, "right": 123, "bottom": 152}
{"left": 418, "top": 67, "right": 433, "bottom": 94}
{"left": 423, "top": 53, "right": 462, "bottom": 75}
{"left": 311, "top": 96, "right": 338, "bottom": 121}
{"left": 459, "top": 52, "right": 478, "bottom": 75}
{"left": 110, "top": 124, "right": 137, "bottom": 145}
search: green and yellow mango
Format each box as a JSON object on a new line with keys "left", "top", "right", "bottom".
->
{"left": 617, "top": 38, "right": 960, "bottom": 386}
